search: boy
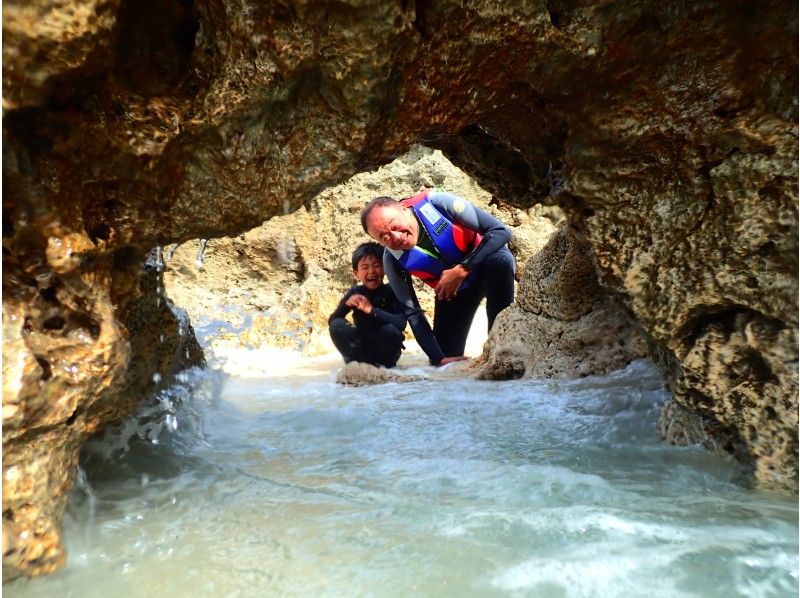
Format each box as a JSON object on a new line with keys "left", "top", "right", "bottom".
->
{"left": 328, "top": 242, "right": 407, "bottom": 368}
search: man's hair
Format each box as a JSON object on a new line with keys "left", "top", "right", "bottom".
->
{"left": 351, "top": 241, "right": 384, "bottom": 270}
{"left": 360, "top": 196, "right": 399, "bottom": 234}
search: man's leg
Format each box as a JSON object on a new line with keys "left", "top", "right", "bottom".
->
{"left": 433, "top": 282, "right": 484, "bottom": 357}
{"left": 329, "top": 319, "right": 363, "bottom": 363}
{"left": 479, "top": 246, "right": 516, "bottom": 329}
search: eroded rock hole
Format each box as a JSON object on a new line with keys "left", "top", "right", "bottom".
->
{"left": 42, "top": 316, "right": 66, "bottom": 331}
{"left": 88, "top": 223, "right": 112, "bottom": 244}
{"left": 35, "top": 356, "right": 52, "bottom": 381}
{"left": 544, "top": 0, "right": 570, "bottom": 28}
{"left": 113, "top": 0, "right": 200, "bottom": 96}
{"left": 39, "top": 287, "right": 58, "bottom": 304}
{"left": 758, "top": 240, "right": 776, "bottom": 256}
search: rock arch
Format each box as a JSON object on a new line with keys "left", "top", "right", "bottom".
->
{"left": 3, "top": 0, "right": 797, "bottom": 577}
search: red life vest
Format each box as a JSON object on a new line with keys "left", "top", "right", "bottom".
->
{"left": 387, "top": 191, "right": 482, "bottom": 288}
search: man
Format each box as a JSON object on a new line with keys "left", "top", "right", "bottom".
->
{"left": 361, "top": 188, "right": 516, "bottom": 366}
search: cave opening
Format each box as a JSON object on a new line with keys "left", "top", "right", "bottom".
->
{"left": 159, "top": 144, "right": 565, "bottom": 375}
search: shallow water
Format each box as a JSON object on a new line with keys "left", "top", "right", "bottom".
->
{"left": 7, "top": 358, "right": 798, "bottom": 597}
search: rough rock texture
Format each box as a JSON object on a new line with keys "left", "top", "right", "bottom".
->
{"left": 2, "top": 258, "right": 203, "bottom": 579}
{"left": 3, "top": 0, "right": 797, "bottom": 577}
{"left": 336, "top": 361, "right": 426, "bottom": 386}
{"left": 476, "top": 225, "right": 648, "bottom": 380}
{"left": 337, "top": 358, "right": 475, "bottom": 386}
{"left": 657, "top": 400, "right": 712, "bottom": 449}
{"left": 164, "top": 146, "right": 558, "bottom": 356}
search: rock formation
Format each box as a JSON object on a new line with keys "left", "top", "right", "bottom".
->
{"left": 3, "top": 0, "right": 797, "bottom": 578}
{"left": 336, "top": 361, "right": 425, "bottom": 386}
{"left": 476, "top": 225, "right": 648, "bottom": 380}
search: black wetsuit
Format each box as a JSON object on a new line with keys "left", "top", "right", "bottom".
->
{"left": 328, "top": 283, "right": 407, "bottom": 368}
{"left": 383, "top": 191, "right": 516, "bottom": 365}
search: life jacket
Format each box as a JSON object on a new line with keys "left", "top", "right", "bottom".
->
{"left": 387, "top": 190, "right": 482, "bottom": 288}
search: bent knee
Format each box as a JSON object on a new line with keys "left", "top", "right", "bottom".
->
{"left": 329, "top": 319, "right": 353, "bottom": 337}
{"left": 380, "top": 324, "right": 404, "bottom": 342}
{"left": 480, "top": 250, "right": 516, "bottom": 278}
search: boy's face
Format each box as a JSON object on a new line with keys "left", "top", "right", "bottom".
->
{"left": 354, "top": 254, "right": 384, "bottom": 290}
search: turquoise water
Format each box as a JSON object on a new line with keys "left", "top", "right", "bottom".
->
{"left": 6, "top": 359, "right": 798, "bottom": 597}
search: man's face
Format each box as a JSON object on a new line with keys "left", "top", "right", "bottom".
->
{"left": 366, "top": 204, "right": 419, "bottom": 251}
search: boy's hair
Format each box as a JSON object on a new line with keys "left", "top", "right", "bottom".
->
{"left": 351, "top": 241, "right": 384, "bottom": 270}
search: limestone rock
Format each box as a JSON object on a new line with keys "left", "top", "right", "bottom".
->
{"left": 660, "top": 309, "right": 798, "bottom": 489}
{"left": 336, "top": 362, "right": 425, "bottom": 386}
{"left": 1, "top": 256, "right": 203, "bottom": 579}
{"left": 507, "top": 215, "right": 559, "bottom": 270}
{"left": 517, "top": 225, "right": 600, "bottom": 321}
{"left": 657, "top": 399, "right": 715, "bottom": 449}
{"left": 3, "top": 0, "right": 121, "bottom": 108}
{"left": 336, "top": 357, "right": 478, "bottom": 386}
{"left": 477, "top": 302, "right": 648, "bottom": 381}
{"left": 3, "top": 0, "right": 797, "bottom": 578}
{"left": 476, "top": 225, "right": 647, "bottom": 380}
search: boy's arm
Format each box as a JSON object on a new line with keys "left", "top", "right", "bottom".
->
{"left": 383, "top": 250, "right": 445, "bottom": 365}
{"left": 429, "top": 191, "right": 511, "bottom": 271}
{"left": 328, "top": 288, "right": 355, "bottom": 324}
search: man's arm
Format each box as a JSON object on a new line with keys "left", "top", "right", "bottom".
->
{"left": 429, "top": 191, "right": 511, "bottom": 271}
{"left": 383, "top": 250, "right": 446, "bottom": 365}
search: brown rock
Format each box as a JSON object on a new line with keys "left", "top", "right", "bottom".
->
{"left": 476, "top": 225, "right": 648, "bottom": 380}
{"left": 517, "top": 225, "right": 601, "bottom": 321}
{"left": 335, "top": 361, "right": 426, "bottom": 386}
{"left": 3, "top": 0, "right": 797, "bottom": 577}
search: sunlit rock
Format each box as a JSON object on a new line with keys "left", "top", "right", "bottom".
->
{"left": 336, "top": 361, "right": 425, "bottom": 386}
{"left": 3, "top": 0, "right": 797, "bottom": 578}
{"left": 476, "top": 225, "right": 648, "bottom": 380}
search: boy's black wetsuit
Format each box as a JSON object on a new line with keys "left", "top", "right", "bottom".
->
{"left": 328, "top": 283, "right": 407, "bottom": 368}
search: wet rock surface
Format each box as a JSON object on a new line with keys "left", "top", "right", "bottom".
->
{"left": 336, "top": 361, "right": 426, "bottom": 386}
{"left": 2, "top": 256, "right": 203, "bottom": 579}
{"left": 476, "top": 225, "right": 648, "bottom": 380}
{"left": 3, "top": 0, "right": 797, "bottom": 577}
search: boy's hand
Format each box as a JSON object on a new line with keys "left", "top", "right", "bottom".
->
{"left": 345, "top": 294, "right": 373, "bottom": 314}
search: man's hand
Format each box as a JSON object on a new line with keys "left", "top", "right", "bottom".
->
{"left": 439, "top": 356, "right": 469, "bottom": 366}
{"left": 345, "top": 294, "right": 373, "bottom": 314}
{"left": 435, "top": 265, "right": 470, "bottom": 301}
